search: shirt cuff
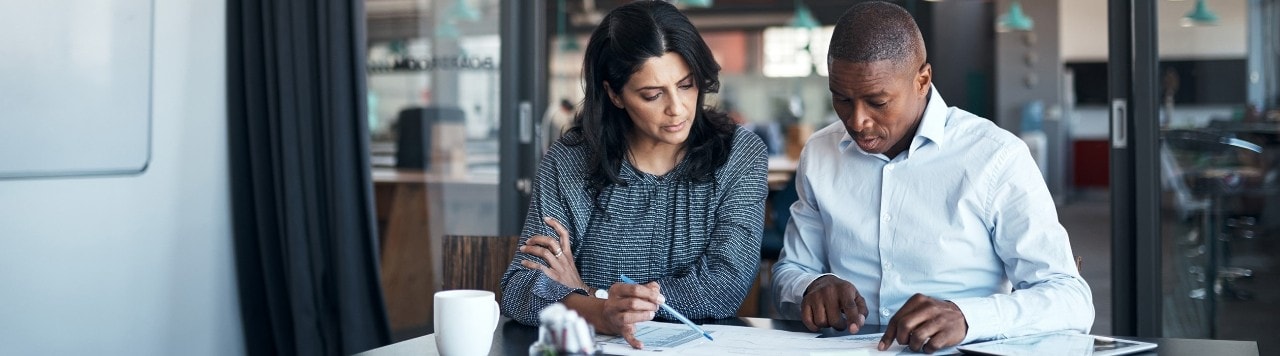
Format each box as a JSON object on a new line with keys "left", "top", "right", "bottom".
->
{"left": 531, "top": 271, "right": 581, "bottom": 302}
{"left": 781, "top": 272, "right": 838, "bottom": 307}
{"left": 948, "top": 296, "right": 1002, "bottom": 344}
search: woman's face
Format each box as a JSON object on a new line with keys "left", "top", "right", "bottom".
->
{"left": 607, "top": 52, "right": 698, "bottom": 150}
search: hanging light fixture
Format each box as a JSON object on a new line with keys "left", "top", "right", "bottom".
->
{"left": 789, "top": 0, "right": 819, "bottom": 29}
{"left": 682, "top": 0, "right": 714, "bottom": 8}
{"left": 435, "top": 21, "right": 460, "bottom": 40}
{"left": 1181, "top": 0, "right": 1218, "bottom": 27}
{"left": 556, "top": 0, "right": 579, "bottom": 52}
{"left": 996, "top": 0, "right": 1034, "bottom": 32}
{"left": 449, "top": 0, "right": 481, "bottom": 22}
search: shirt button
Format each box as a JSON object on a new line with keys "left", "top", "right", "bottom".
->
{"left": 885, "top": 164, "right": 895, "bottom": 171}
{"left": 881, "top": 213, "right": 891, "bottom": 222}
{"left": 881, "top": 308, "right": 891, "bottom": 317}
{"left": 883, "top": 262, "right": 893, "bottom": 270}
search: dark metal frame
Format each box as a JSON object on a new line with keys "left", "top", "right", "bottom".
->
{"left": 1109, "top": 0, "right": 1162, "bottom": 338}
{"left": 499, "top": 0, "right": 548, "bottom": 236}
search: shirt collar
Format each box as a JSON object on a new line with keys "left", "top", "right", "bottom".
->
{"left": 913, "top": 85, "right": 948, "bottom": 150}
{"left": 838, "top": 85, "right": 949, "bottom": 159}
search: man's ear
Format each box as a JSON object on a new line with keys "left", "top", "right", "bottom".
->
{"left": 603, "top": 82, "right": 624, "bottom": 109}
{"left": 916, "top": 63, "right": 933, "bottom": 97}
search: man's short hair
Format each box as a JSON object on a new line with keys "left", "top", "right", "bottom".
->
{"left": 828, "top": 1, "right": 925, "bottom": 66}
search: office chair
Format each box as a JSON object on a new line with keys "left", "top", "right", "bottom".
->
{"left": 395, "top": 106, "right": 466, "bottom": 169}
{"left": 752, "top": 172, "right": 798, "bottom": 318}
{"left": 761, "top": 172, "right": 798, "bottom": 261}
{"left": 1162, "top": 129, "right": 1266, "bottom": 337}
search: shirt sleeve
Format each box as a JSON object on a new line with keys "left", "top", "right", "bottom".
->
{"left": 770, "top": 145, "right": 835, "bottom": 320}
{"left": 948, "top": 142, "right": 1095, "bottom": 343}
{"left": 651, "top": 133, "right": 769, "bottom": 320}
{"left": 499, "top": 146, "right": 581, "bottom": 326}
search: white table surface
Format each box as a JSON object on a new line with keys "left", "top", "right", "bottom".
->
{"left": 354, "top": 334, "right": 439, "bottom": 356}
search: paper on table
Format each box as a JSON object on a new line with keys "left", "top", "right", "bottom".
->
{"left": 596, "top": 321, "right": 713, "bottom": 354}
{"left": 595, "top": 322, "right": 957, "bottom": 356}
{"left": 823, "top": 334, "right": 961, "bottom": 355}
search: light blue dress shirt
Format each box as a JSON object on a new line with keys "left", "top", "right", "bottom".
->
{"left": 771, "top": 87, "right": 1094, "bottom": 343}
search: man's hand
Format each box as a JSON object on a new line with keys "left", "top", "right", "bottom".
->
{"left": 878, "top": 293, "right": 968, "bottom": 354}
{"left": 800, "top": 275, "right": 868, "bottom": 332}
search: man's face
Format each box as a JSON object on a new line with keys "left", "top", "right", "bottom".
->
{"left": 828, "top": 59, "right": 931, "bottom": 158}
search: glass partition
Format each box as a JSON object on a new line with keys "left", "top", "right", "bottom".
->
{"left": 365, "top": 0, "right": 505, "bottom": 340}
{"left": 1149, "top": 0, "right": 1279, "bottom": 351}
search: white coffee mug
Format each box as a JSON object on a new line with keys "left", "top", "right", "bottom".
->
{"left": 434, "top": 289, "right": 500, "bottom": 356}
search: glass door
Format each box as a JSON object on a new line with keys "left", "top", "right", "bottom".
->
{"left": 365, "top": 0, "right": 543, "bottom": 340}
{"left": 1112, "top": 1, "right": 1279, "bottom": 352}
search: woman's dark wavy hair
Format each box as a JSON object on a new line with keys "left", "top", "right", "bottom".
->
{"left": 565, "top": 0, "right": 736, "bottom": 197}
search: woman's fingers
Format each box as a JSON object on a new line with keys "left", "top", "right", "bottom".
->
{"left": 520, "top": 259, "right": 544, "bottom": 271}
{"left": 524, "top": 235, "right": 562, "bottom": 256}
{"left": 544, "top": 217, "right": 573, "bottom": 255}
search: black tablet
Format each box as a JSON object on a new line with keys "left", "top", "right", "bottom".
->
{"left": 957, "top": 331, "right": 1157, "bottom": 356}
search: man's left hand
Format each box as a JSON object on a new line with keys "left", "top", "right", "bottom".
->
{"left": 877, "top": 293, "right": 968, "bottom": 354}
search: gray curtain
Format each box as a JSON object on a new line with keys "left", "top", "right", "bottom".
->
{"left": 227, "top": 0, "right": 390, "bottom": 355}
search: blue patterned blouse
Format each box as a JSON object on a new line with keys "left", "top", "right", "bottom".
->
{"left": 500, "top": 127, "right": 768, "bottom": 326}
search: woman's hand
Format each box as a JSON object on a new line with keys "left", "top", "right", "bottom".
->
{"left": 598, "top": 282, "right": 663, "bottom": 349}
{"left": 520, "top": 217, "right": 587, "bottom": 291}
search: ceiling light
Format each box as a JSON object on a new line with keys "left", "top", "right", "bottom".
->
{"left": 996, "top": 0, "right": 1034, "bottom": 32}
{"left": 682, "top": 0, "right": 714, "bottom": 8}
{"left": 1181, "top": 0, "right": 1218, "bottom": 27}
{"left": 789, "top": 0, "right": 819, "bottom": 29}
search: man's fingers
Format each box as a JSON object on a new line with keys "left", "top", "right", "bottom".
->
{"left": 855, "top": 293, "right": 868, "bottom": 324}
{"left": 924, "top": 327, "right": 962, "bottom": 354}
{"left": 811, "top": 301, "right": 830, "bottom": 329}
{"left": 824, "top": 297, "right": 845, "bottom": 331}
{"left": 907, "top": 318, "right": 946, "bottom": 353}
{"left": 894, "top": 312, "right": 928, "bottom": 347}
{"left": 839, "top": 291, "right": 861, "bottom": 332}
{"left": 801, "top": 302, "right": 819, "bottom": 331}
{"left": 908, "top": 331, "right": 929, "bottom": 353}
{"left": 878, "top": 318, "right": 897, "bottom": 351}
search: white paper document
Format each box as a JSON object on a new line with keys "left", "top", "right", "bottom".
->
{"left": 595, "top": 322, "right": 958, "bottom": 355}
{"left": 596, "top": 322, "right": 711, "bottom": 351}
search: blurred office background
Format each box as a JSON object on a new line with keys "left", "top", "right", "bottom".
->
{"left": 1, "top": 0, "right": 1278, "bottom": 355}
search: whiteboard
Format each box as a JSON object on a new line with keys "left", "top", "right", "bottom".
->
{"left": 0, "top": 0, "right": 153, "bottom": 179}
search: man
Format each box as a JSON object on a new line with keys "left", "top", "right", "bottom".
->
{"left": 771, "top": 2, "right": 1094, "bottom": 354}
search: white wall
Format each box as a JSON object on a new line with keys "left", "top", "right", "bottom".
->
{"left": 1061, "top": 0, "right": 1248, "bottom": 61}
{"left": 0, "top": 0, "right": 243, "bottom": 355}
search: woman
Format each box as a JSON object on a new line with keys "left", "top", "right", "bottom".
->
{"left": 499, "top": 0, "right": 768, "bottom": 348}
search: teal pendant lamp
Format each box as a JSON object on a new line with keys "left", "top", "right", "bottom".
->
{"left": 556, "top": 0, "right": 579, "bottom": 52}
{"left": 682, "top": 0, "right": 714, "bottom": 8}
{"left": 789, "top": 0, "right": 819, "bottom": 29}
{"left": 450, "top": 0, "right": 481, "bottom": 22}
{"left": 436, "top": 0, "right": 478, "bottom": 40}
{"left": 435, "top": 21, "right": 460, "bottom": 39}
{"left": 1181, "top": 0, "right": 1218, "bottom": 27}
{"left": 996, "top": 1, "right": 1034, "bottom": 32}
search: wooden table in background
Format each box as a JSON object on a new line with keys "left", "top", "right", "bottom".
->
{"left": 375, "top": 158, "right": 799, "bottom": 334}
{"left": 373, "top": 168, "right": 501, "bottom": 339}
{"left": 374, "top": 168, "right": 437, "bottom": 338}
{"left": 767, "top": 156, "right": 797, "bottom": 190}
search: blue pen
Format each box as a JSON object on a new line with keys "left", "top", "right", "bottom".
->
{"left": 619, "top": 274, "right": 715, "bottom": 341}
